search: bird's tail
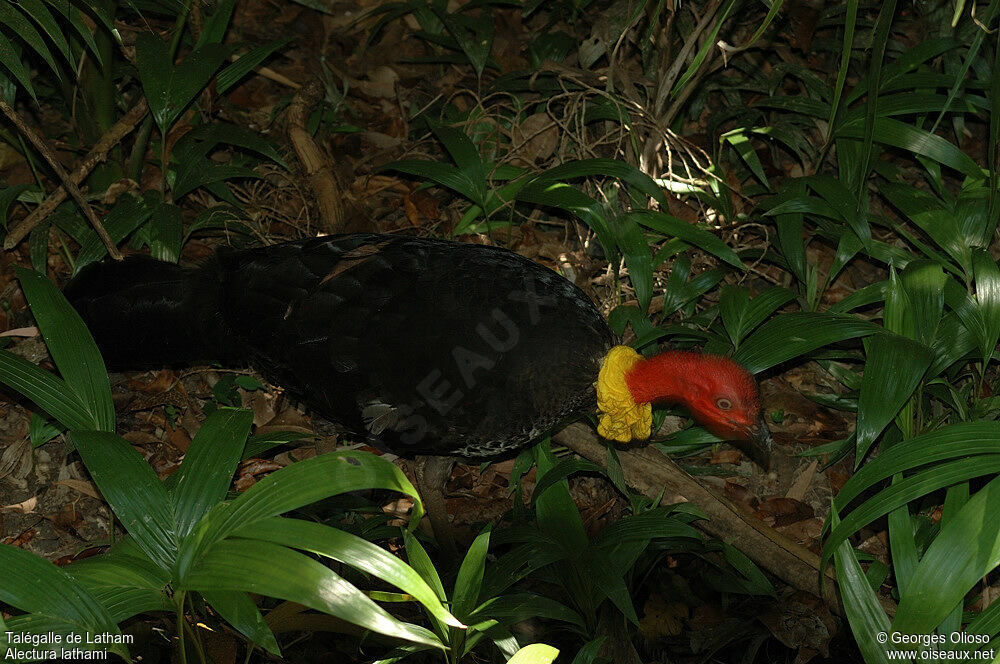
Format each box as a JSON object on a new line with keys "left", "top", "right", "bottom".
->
{"left": 64, "top": 255, "right": 230, "bottom": 370}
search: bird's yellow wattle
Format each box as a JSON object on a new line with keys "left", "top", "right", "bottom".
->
{"left": 596, "top": 345, "right": 652, "bottom": 442}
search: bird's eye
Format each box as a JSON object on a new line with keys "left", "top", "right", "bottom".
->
{"left": 716, "top": 398, "right": 732, "bottom": 410}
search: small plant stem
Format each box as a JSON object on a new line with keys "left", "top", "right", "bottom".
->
{"left": 176, "top": 592, "right": 188, "bottom": 664}
{"left": 56, "top": 229, "right": 75, "bottom": 273}
{"left": 159, "top": 0, "right": 194, "bottom": 200}
{"left": 127, "top": 115, "right": 154, "bottom": 183}
{"left": 182, "top": 603, "right": 209, "bottom": 664}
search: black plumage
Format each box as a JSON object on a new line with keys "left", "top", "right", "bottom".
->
{"left": 65, "top": 234, "right": 617, "bottom": 457}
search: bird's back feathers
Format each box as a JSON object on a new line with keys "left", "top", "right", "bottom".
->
{"left": 66, "top": 234, "right": 617, "bottom": 457}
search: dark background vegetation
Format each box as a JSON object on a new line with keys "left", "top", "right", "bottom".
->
{"left": 1, "top": 0, "right": 1000, "bottom": 662}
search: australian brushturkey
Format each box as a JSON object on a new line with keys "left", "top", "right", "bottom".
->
{"left": 65, "top": 234, "right": 771, "bottom": 547}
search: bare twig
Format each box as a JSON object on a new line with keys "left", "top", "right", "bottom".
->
{"left": 227, "top": 53, "right": 300, "bottom": 89}
{"left": 4, "top": 99, "right": 150, "bottom": 251}
{"left": 0, "top": 98, "right": 123, "bottom": 259}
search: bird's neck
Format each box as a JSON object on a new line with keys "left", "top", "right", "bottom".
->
{"left": 625, "top": 351, "right": 703, "bottom": 406}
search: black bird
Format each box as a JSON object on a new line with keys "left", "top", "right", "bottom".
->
{"left": 65, "top": 234, "right": 771, "bottom": 551}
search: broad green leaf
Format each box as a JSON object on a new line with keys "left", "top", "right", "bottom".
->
{"left": 86, "top": 587, "right": 173, "bottom": 623}
{"left": 75, "top": 194, "right": 153, "bottom": 271}
{"left": 530, "top": 458, "right": 605, "bottom": 506}
{"left": 202, "top": 590, "right": 281, "bottom": 655}
{"left": 626, "top": 210, "right": 744, "bottom": 269}
{"left": 801, "top": 175, "right": 870, "bottom": 249}
{"left": 898, "top": 260, "right": 946, "bottom": 346}
{"left": 148, "top": 202, "right": 183, "bottom": 263}
{"left": 196, "top": 0, "right": 238, "bottom": 46}
{"left": 0, "top": 1, "right": 61, "bottom": 79}
{"left": 615, "top": 216, "right": 653, "bottom": 311}
{"left": 834, "top": 422, "right": 1000, "bottom": 512}
{"left": 429, "top": 120, "right": 486, "bottom": 198}
{"left": 893, "top": 475, "right": 1000, "bottom": 634}
{"left": 71, "top": 431, "right": 178, "bottom": 569}
{"left": 882, "top": 184, "right": 972, "bottom": 272}
{"left": 44, "top": 0, "right": 110, "bottom": 69}
{"left": 469, "top": 593, "right": 584, "bottom": 630}
{"left": 928, "top": 310, "right": 976, "bottom": 378}
{"left": 0, "top": 545, "right": 121, "bottom": 636}
{"left": 0, "top": 350, "right": 95, "bottom": 430}
{"left": 176, "top": 451, "right": 422, "bottom": 576}
{"left": 733, "top": 312, "right": 880, "bottom": 374}
{"left": 856, "top": 333, "right": 934, "bottom": 461}
{"left": 216, "top": 38, "right": 291, "bottom": 94}
{"left": 838, "top": 118, "right": 981, "bottom": 178}
{"left": 15, "top": 266, "right": 114, "bottom": 431}
{"left": 67, "top": 548, "right": 172, "bottom": 623}
{"left": 382, "top": 160, "right": 482, "bottom": 205}
{"left": 533, "top": 442, "right": 587, "bottom": 553}
{"left": 0, "top": 25, "right": 38, "bottom": 101}
{"left": 515, "top": 181, "right": 613, "bottom": 259}
{"left": 825, "top": 0, "right": 856, "bottom": 140}
{"left": 0, "top": 183, "right": 36, "bottom": 226}
{"left": 180, "top": 539, "right": 443, "bottom": 648}
{"left": 507, "top": 643, "right": 560, "bottom": 664}
{"left": 570, "top": 638, "right": 605, "bottom": 664}
{"left": 528, "top": 158, "right": 670, "bottom": 209}
{"left": 241, "top": 430, "right": 312, "bottom": 459}
{"left": 722, "top": 130, "right": 770, "bottom": 190}
{"left": 830, "top": 510, "right": 892, "bottom": 664}
{"left": 721, "top": 543, "right": 776, "bottom": 597}
{"left": 239, "top": 517, "right": 461, "bottom": 628}
{"left": 170, "top": 408, "right": 253, "bottom": 537}
{"left": 593, "top": 508, "right": 702, "bottom": 546}
{"left": 403, "top": 530, "right": 449, "bottom": 638}
{"left": 480, "top": 543, "right": 563, "bottom": 600}
{"left": 453, "top": 526, "right": 491, "bottom": 619}
{"left": 430, "top": 8, "right": 493, "bottom": 78}
{"left": 172, "top": 122, "right": 287, "bottom": 169}
{"left": 135, "top": 33, "right": 232, "bottom": 133}
{"left": 720, "top": 285, "right": 796, "bottom": 347}
{"left": 16, "top": 0, "right": 72, "bottom": 66}
{"left": 972, "top": 250, "right": 1000, "bottom": 365}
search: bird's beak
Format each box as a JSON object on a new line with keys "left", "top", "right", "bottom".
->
{"left": 742, "top": 414, "right": 773, "bottom": 471}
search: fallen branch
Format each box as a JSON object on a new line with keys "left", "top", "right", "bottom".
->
{"left": 552, "top": 422, "right": 846, "bottom": 615}
{"left": 287, "top": 79, "right": 345, "bottom": 234}
{"left": 0, "top": 98, "right": 127, "bottom": 259}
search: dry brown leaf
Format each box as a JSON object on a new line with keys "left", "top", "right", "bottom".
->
{"left": 167, "top": 426, "right": 192, "bottom": 453}
{"left": 758, "top": 591, "right": 836, "bottom": 660}
{"left": 510, "top": 113, "right": 559, "bottom": 166}
{"left": 235, "top": 459, "right": 283, "bottom": 491}
{"left": 0, "top": 436, "right": 32, "bottom": 483}
{"left": 786, "top": 459, "right": 818, "bottom": 501}
{"left": 45, "top": 502, "right": 85, "bottom": 530}
{"left": 0, "top": 326, "right": 38, "bottom": 338}
{"left": 710, "top": 449, "right": 743, "bottom": 465}
{"left": 54, "top": 479, "right": 101, "bottom": 500}
{"left": 403, "top": 193, "right": 421, "bottom": 226}
{"left": 639, "top": 594, "right": 689, "bottom": 640}
{"left": 2, "top": 495, "right": 38, "bottom": 513}
{"left": 355, "top": 65, "right": 399, "bottom": 99}
{"left": 757, "top": 497, "right": 814, "bottom": 527}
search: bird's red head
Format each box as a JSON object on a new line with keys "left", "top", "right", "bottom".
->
{"left": 625, "top": 351, "right": 772, "bottom": 467}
